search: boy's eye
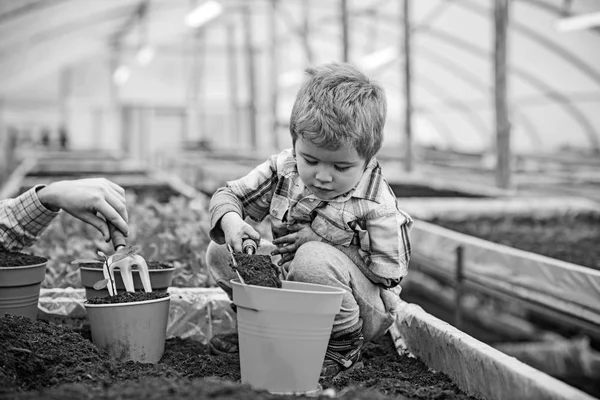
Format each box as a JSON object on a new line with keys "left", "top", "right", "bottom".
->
{"left": 303, "top": 157, "right": 318, "bottom": 165}
{"left": 334, "top": 165, "right": 351, "bottom": 172}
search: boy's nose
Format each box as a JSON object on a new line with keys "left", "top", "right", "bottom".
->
{"left": 315, "top": 168, "right": 333, "bottom": 182}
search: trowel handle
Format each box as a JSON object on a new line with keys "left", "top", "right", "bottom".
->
{"left": 107, "top": 221, "right": 127, "bottom": 250}
{"left": 242, "top": 238, "right": 257, "bottom": 254}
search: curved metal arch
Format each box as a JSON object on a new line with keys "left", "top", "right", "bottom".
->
{"left": 421, "top": 26, "right": 599, "bottom": 151}
{"left": 413, "top": 105, "right": 463, "bottom": 150}
{"left": 518, "top": 0, "right": 600, "bottom": 37}
{"left": 0, "top": 3, "right": 140, "bottom": 56}
{"left": 416, "top": 74, "right": 491, "bottom": 142}
{"left": 417, "top": 48, "right": 544, "bottom": 148}
{"left": 455, "top": 0, "right": 600, "bottom": 88}
{"left": 380, "top": 81, "right": 462, "bottom": 149}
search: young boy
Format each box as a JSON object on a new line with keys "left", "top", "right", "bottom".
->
{"left": 206, "top": 62, "right": 413, "bottom": 377}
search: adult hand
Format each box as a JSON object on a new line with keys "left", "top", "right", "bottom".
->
{"left": 220, "top": 212, "right": 261, "bottom": 253}
{"left": 271, "top": 223, "right": 322, "bottom": 266}
{"left": 36, "top": 178, "right": 128, "bottom": 242}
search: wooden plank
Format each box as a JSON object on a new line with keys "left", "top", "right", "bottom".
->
{"left": 389, "top": 300, "right": 595, "bottom": 400}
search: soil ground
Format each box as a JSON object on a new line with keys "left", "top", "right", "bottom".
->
{"left": 428, "top": 213, "right": 600, "bottom": 270}
{"left": 0, "top": 314, "right": 481, "bottom": 400}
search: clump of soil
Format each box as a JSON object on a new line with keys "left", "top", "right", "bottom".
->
{"left": 0, "top": 314, "right": 481, "bottom": 399}
{"left": 86, "top": 291, "right": 169, "bottom": 305}
{"left": 231, "top": 253, "right": 282, "bottom": 288}
{"left": 0, "top": 251, "right": 47, "bottom": 267}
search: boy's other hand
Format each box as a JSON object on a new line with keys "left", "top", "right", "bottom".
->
{"left": 221, "top": 212, "right": 261, "bottom": 253}
{"left": 271, "top": 223, "right": 322, "bottom": 266}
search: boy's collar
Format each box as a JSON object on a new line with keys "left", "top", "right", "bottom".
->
{"left": 345, "top": 158, "right": 381, "bottom": 202}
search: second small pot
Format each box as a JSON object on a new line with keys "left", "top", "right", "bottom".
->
{"left": 80, "top": 262, "right": 175, "bottom": 298}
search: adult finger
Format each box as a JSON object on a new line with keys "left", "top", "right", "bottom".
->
{"left": 104, "top": 187, "right": 128, "bottom": 223}
{"left": 92, "top": 198, "right": 128, "bottom": 237}
{"left": 73, "top": 211, "right": 110, "bottom": 241}
{"left": 103, "top": 179, "right": 126, "bottom": 197}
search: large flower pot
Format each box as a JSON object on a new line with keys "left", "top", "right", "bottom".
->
{"left": 80, "top": 262, "right": 174, "bottom": 299}
{"left": 0, "top": 253, "right": 47, "bottom": 320}
{"left": 231, "top": 279, "right": 345, "bottom": 395}
{"left": 85, "top": 294, "right": 170, "bottom": 363}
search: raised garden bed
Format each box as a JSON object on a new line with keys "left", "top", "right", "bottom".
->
{"left": 427, "top": 212, "right": 600, "bottom": 270}
{"left": 388, "top": 183, "right": 488, "bottom": 198}
{"left": 0, "top": 313, "right": 478, "bottom": 400}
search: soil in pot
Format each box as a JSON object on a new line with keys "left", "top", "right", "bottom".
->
{"left": 0, "top": 251, "right": 47, "bottom": 267}
{"left": 231, "top": 253, "right": 282, "bottom": 288}
{"left": 86, "top": 291, "right": 169, "bottom": 304}
{"left": 0, "top": 314, "right": 481, "bottom": 400}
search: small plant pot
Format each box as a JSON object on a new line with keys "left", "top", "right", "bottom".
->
{"left": 80, "top": 262, "right": 175, "bottom": 298}
{"left": 85, "top": 294, "right": 170, "bottom": 363}
{"left": 231, "top": 279, "right": 345, "bottom": 395}
{"left": 0, "top": 253, "right": 47, "bottom": 320}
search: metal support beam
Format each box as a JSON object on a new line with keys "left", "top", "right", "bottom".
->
{"left": 242, "top": 4, "right": 257, "bottom": 149}
{"left": 227, "top": 21, "right": 240, "bottom": 146}
{"left": 341, "top": 0, "right": 349, "bottom": 62}
{"left": 270, "top": 0, "right": 280, "bottom": 150}
{"left": 494, "top": 0, "right": 511, "bottom": 189}
{"left": 401, "top": 0, "right": 413, "bottom": 172}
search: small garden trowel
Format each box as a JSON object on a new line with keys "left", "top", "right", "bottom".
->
{"left": 104, "top": 222, "right": 152, "bottom": 295}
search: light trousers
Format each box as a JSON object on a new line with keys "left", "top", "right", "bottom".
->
{"left": 205, "top": 240, "right": 399, "bottom": 342}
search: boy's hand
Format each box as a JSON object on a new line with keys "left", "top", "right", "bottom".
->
{"left": 220, "top": 212, "right": 261, "bottom": 253}
{"left": 271, "top": 223, "right": 322, "bottom": 266}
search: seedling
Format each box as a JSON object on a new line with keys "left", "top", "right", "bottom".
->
{"left": 73, "top": 245, "right": 152, "bottom": 296}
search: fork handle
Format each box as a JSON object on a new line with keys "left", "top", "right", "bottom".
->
{"left": 107, "top": 221, "right": 127, "bottom": 251}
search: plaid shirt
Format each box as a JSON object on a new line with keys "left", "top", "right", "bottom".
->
{"left": 0, "top": 186, "right": 58, "bottom": 251}
{"left": 209, "top": 149, "right": 413, "bottom": 288}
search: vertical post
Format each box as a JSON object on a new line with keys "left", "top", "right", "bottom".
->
{"left": 302, "top": 0, "right": 313, "bottom": 64}
{"left": 186, "top": 28, "right": 201, "bottom": 145}
{"left": 270, "top": 0, "right": 280, "bottom": 150}
{"left": 243, "top": 4, "right": 257, "bottom": 150}
{"left": 109, "top": 44, "right": 123, "bottom": 154}
{"left": 402, "top": 0, "right": 413, "bottom": 172}
{"left": 341, "top": 0, "right": 349, "bottom": 62}
{"left": 454, "top": 245, "right": 464, "bottom": 329}
{"left": 227, "top": 21, "right": 240, "bottom": 147}
{"left": 59, "top": 67, "right": 71, "bottom": 139}
{"left": 494, "top": 0, "right": 511, "bottom": 189}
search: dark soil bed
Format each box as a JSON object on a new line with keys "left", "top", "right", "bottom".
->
{"left": 0, "top": 252, "right": 47, "bottom": 268}
{"left": 0, "top": 314, "right": 481, "bottom": 400}
{"left": 389, "top": 184, "right": 487, "bottom": 198}
{"left": 428, "top": 212, "right": 600, "bottom": 270}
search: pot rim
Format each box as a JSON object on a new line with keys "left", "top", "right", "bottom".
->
{"left": 84, "top": 294, "right": 171, "bottom": 308}
{"left": 80, "top": 265, "right": 175, "bottom": 272}
{"left": 230, "top": 278, "right": 346, "bottom": 296}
